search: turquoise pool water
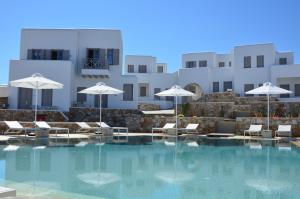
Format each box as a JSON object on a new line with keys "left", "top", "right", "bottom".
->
{"left": 0, "top": 140, "right": 299, "bottom": 199}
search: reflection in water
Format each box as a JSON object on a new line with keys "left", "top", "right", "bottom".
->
{"left": 0, "top": 142, "right": 298, "bottom": 198}
{"left": 77, "top": 172, "right": 121, "bottom": 187}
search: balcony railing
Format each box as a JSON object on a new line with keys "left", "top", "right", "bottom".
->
{"left": 83, "top": 58, "right": 109, "bottom": 70}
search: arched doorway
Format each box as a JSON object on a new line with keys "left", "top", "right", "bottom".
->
{"left": 182, "top": 83, "right": 204, "bottom": 103}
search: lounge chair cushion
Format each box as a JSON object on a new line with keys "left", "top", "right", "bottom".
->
{"left": 96, "top": 122, "right": 110, "bottom": 128}
{"left": 163, "top": 123, "right": 176, "bottom": 129}
{"left": 185, "top": 123, "right": 199, "bottom": 130}
{"left": 36, "top": 121, "right": 51, "bottom": 129}
{"left": 76, "top": 122, "right": 92, "bottom": 129}
{"left": 4, "top": 121, "right": 24, "bottom": 129}
{"left": 246, "top": 125, "right": 262, "bottom": 132}
{"left": 277, "top": 125, "right": 291, "bottom": 132}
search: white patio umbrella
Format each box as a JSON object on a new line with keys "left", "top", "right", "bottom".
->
{"left": 155, "top": 85, "right": 195, "bottom": 141}
{"left": 246, "top": 82, "right": 292, "bottom": 130}
{"left": 10, "top": 73, "right": 63, "bottom": 124}
{"left": 78, "top": 82, "right": 123, "bottom": 126}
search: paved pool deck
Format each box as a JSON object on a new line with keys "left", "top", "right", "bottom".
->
{"left": 0, "top": 132, "right": 297, "bottom": 143}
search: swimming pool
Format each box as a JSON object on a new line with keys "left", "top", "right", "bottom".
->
{"left": 0, "top": 139, "right": 299, "bottom": 199}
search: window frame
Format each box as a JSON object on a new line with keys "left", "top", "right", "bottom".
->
{"left": 138, "top": 65, "right": 147, "bottom": 73}
{"left": 256, "top": 55, "right": 264, "bottom": 68}
{"left": 213, "top": 82, "right": 219, "bottom": 93}
{"left": 199, "top": 60, "right": 207, "bottom": 67}
{"left": 128, "top": 65, "right": 134, "bottom": 73}
{"left": 244, "top": 56, "right": 251, "bottom": 68}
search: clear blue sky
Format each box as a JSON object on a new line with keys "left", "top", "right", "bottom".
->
{"left": 0, "top": 0, "right": 300, "bottom": 84}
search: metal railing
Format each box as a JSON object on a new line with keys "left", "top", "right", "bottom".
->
{"left": 82, "top": 58, "right": 109, "bottom": 70}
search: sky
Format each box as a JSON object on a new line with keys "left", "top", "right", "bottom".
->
{"left": 0, "top": 0, "right": 300, "bottom": 84}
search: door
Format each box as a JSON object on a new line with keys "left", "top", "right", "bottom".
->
{"left": 18, "top": 88, "right": 33, "bottom": 109}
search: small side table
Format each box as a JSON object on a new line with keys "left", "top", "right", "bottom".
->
{"left": 262, "top": 130, "right": 272, "bottom": 138}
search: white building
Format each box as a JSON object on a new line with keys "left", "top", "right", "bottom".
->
{"left": 5, "top": 28, "right": 300, "bottom": 111}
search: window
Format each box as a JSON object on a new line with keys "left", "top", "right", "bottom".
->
{"left": 154, "top": 88, "right": 161, "bottom": 100}
{"left": 41, "top": 89, "right": 53, "bottom": 107}
{"left": 279, "top": 57, "right": 287, "bottom": 65}
{"left": 128, "top": 65, "right": 134, "bottom": 73}
{"left": 257, "top": 55, "right": 264, "bottom": 68}
{"left": 218, "top": 62, "right": 225, "bottom": 67}
{"left": 107, "top": 49, "right": 114, "bottom": 65}
{"left": 139, "top": 86, "right": 147, "bottom": 97}
{"left": 49, "top": 50, "right": 63, "bottom": 60}
{"left": 244, "top": 56, "right": 251, "bottom": 68}
{"left": 31, "top": 49, "right": 44, "bottom": 60}
{"left": 77, "top": 87, "right": 87, "bottom": 103}
{"left": 138, "top": 65, "right": 147, "bottom": 73}
{"left": 280, "top": 84, "right": 290, "bottom": 98}
{"left": 28, "top": 49, "right": 69, "bottom": 60}
{"left": 199, "top": 60, "right": 207, "bottom": 67}
{"left": 223, "top": 81, "right": 232, "bottom": 92}
{"left": 186, "top": 61, "right": 196, "bottom": 68}
{"left": 229, "top": 61, "right": 231, "bottom": 67}
{"left": 157, "top": 66, "right": 164, "bottom": 73}
{"left": 213, "top": 82, "right": 219, "bottom": 93}
{"left": 244, "top": 84, "right": 254, "bottom": 96}
{"left": 295, "top": 84, "right": 300, "bottom": 97}
{"left": 123, "top": 84, "right": 133, "bottom": 101}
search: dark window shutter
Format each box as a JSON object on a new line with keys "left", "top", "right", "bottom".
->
{"left": 45, "top": 50, "right": 51, "bottom": 60}
{"left": 113, "top": 49, "right": 120, "bottom": 65}
{"left": 63, "top": 50, "right": 70, "bottom": 60}
{"left": 99, "top": 49, "right": 106, "bottom": 68}
{"left": 27, "top": 49, "right": 33, "bottom": 59}
{"left": 41, "top": 50, "right": 46, "bottom": 60}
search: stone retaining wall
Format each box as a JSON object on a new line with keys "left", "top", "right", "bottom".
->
{"left": 140, "top": 116, "right": 224, "bottom": 133}
{"left": 179, "top": 101, "right": 300, "bottom": 118}
{"left": 0, "top": 109, "right": 67, "bottom": 122}
{"left": 0, "top": 116, "right": 299, "bottom": 137}
{"left": 69, "top": 108, "right": 144, "bottom": 132}
{"left": 236, "top": 117, "right": 300, "bottom": 136}
{"left": 138, "top": 103, "right": 160, "bottom": 111}
{"left": 179, "top": 102, "right": 235, "bottom": 118}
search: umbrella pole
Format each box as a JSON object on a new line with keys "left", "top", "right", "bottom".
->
{"left": 267, "top": 94, "right": 270, "bottom": 130}
{"left": 99, "top": 94, "right": 102, "bottom": 141}
{"left": 175, "top": 95, "right": 178, "bottom": 143}
{"left": 34, "top": 89, "right": 38, "bottom": 126}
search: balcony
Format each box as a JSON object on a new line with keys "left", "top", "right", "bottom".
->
{"left": 80, "top": 58, "right": 110, "bottom": 77}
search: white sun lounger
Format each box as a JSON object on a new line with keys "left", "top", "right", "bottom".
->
{"left": 96, "top": 122, "right": 128, "bottom": 133}
{"left": 275, "top": 125, "right": 292, "bottom": 138}
{"left": 152, "top": 123, "right": 176, "bottom": 133}
{"left": 244, "top": 125, "right": 262, "bottom": 137}
{"left": 96, "top": 122, "right": 128, "bottom": 141}
{"left": 76, "top": 122, "right": 99, "bottom": 133}
{"left": 152, "top": 123, "right": 176, "bottom": 141}
{"left": 178, "top": 123, "right": 199, "bottom": 134}
{"left": 4, "top": 121, "right": 34, "bottom": 137}
{"left": 35, "top": 121, "right": 69, "bottom": 137}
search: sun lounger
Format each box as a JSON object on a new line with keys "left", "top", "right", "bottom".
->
{"left": 96, "top": 122, "right": 128, "bottom": 133}
{"left": 4, "top": 121, "right": 34, "bottom": 137}
{"left": 76, "top": 122, "right": 99, "bottom": 133}
{"left": 96, "top": 122, "right": 128, "bottom": 142}
{"left": 152, "top": 123, "right": 176, "bottom": 141}
{"left": 178, "top": 123, "right": 199, "bottom": 134}
{"left": 244, "top": 125, "right": 262, "bottom": 137}
{"left": 275, "top": 125, "right": 292, "bottom": 138}
{"left": 152, "top": 123, "right": 176, "bottom": 134}
{"left": 35, "top": 121, "right": 69, "bottom": 137}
